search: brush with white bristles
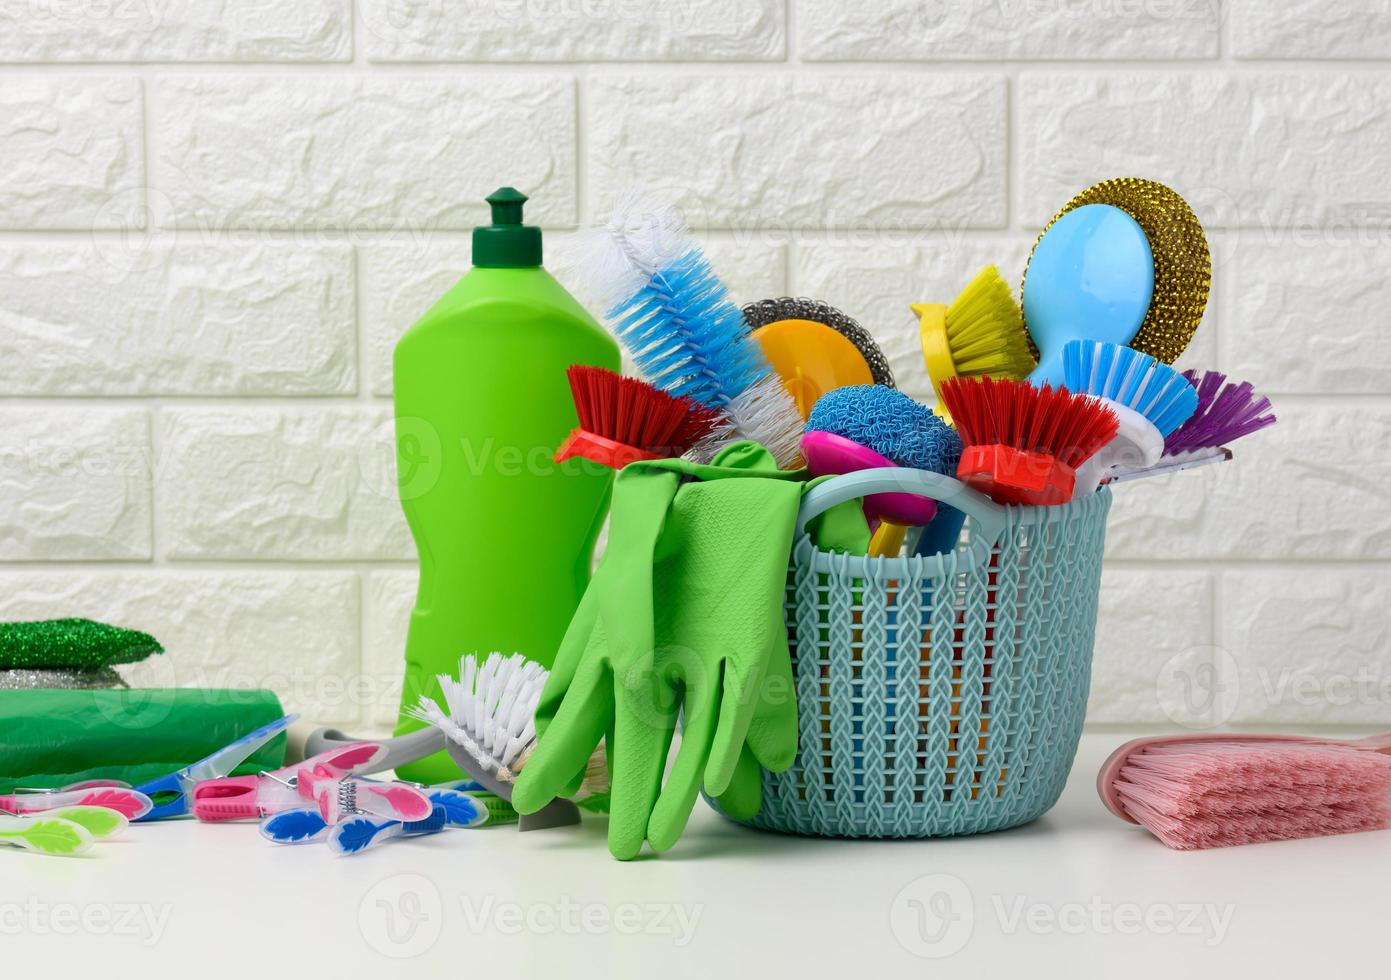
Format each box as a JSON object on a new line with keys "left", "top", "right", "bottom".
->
{"left": 408, "top": 653, "right": 608, "bottom": 802}
{"left": 567, "top": 188, "right": 804, "bottom": 468}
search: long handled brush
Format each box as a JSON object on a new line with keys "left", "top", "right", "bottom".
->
{"left": 1108, "top": 369, "right": 1275, "bottom": 482}
{"left": 574, "top": 190, "right": 804, "bottom": 467}
{"left": 1163, "top": 369, "right": 1276, "bottom": 460}
{"left": 1061, "top": 339, "right": 1199, "bottom": 496}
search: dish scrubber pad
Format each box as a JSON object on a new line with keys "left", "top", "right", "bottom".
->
{"left": 806, "top": 385, "right": 962, "bottom": 474}
{"left": 742, "top": 297, "right": 896, "bottom": 388}
{"left": 0, "top": 619, "right": 162, "bottom": 671}
{"left": 1026, "top": 178, "right": 1210, "bottom": 365}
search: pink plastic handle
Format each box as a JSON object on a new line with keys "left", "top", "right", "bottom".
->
{"left": 193, "top": 741, "right": 385, "bottom": 821}
{"left": 191, "top": 775, "right": 262, "bottom": 821}
{"left": 313, "top": 777, "right": 433, "bottom": 825}
{"left": 1096, "top": 731, "right": 1391, "bottom": 822}
{"left": 801, "top": 430, "right": 939, "bottom": 527}
{"left": 0, "top": 786, "right": 152, "bottom": 820}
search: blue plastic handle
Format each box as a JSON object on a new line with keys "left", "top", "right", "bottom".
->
{"left": 1024, "top": 204, "right": 1154, "bottom": 387}
{"left": 798, "top": 468, "right": 1009, "bottom": 571}
{"left": 133, "top": 714, "right": 294, "bottom": 822}
{"left": 129, "top": 769, "right": 192, "bottom": 822}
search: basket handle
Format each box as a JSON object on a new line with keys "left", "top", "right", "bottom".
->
{"left": 797, "top": 468, "right": 1010, "bottom": 564}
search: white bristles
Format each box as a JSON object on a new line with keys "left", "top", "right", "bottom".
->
{"left": 727, "top": 376, "right": 806, "bottom": 469}
{"left": 408, "top": 652, "right": 543, "bottom": 773}
{"left": 690, "top": 375, "right": 805, "bottom": 468}
{"left": 569, "top": 187, "right": 693, "bottom": 314}
{"left": 408, "top": 653, "right": 608, "bottom": 798}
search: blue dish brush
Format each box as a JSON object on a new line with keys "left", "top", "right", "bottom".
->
{"left": 576, "top": 189, "right": 803, "bottom": 467}
{"left": 1061, "top": 339, "right": 1199, "bottom": 497}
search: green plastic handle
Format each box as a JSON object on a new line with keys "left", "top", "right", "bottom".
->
{"left": 797, "top": 468, "right": 1009, "bottom": 571}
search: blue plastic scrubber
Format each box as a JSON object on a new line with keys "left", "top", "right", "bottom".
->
{"left": 806, "top": 385, "right": 962, "bottom": 472}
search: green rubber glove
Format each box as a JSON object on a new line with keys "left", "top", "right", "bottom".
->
{"left": 511, "top": 441, "right": 866, "bottom": 859}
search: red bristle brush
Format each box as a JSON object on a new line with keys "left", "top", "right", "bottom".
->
{"left": 555, "top": 365, "right": 723, "bottom": 469}
{"left": 939, "top": 376, "right": 1118, "bottom": 506}
{"left": 1099, "top": 733, "right": 1391, "bottom": 850}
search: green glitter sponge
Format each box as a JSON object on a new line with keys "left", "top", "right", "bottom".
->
{"left": 0, "top": 619, "right": 163, "bottom": 671}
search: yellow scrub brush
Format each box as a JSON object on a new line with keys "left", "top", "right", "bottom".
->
{"left": 914, "top": 265, "right": 1036, "bottom": 421}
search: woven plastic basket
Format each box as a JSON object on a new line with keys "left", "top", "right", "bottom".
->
{"left": 733, "top": 467, "right": 1111, "bottom": 839}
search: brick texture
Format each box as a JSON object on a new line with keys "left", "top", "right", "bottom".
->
{"left": 3, "top": 2, "right": 1385, "bottom": 731}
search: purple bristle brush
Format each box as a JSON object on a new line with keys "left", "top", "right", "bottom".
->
{"left": 1163, "top": 370, "right": 1276, "bottom": 458}
{"left": 1108, "top": 369, "right": 1275, "bottom": 483}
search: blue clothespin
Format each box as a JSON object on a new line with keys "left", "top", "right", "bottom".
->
{"left": 133, "top": 714, "right": 296, "bottom": 822}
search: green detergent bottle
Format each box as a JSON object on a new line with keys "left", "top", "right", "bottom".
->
{"left": 390, "top": 188, "right": 618, "bottom": 783}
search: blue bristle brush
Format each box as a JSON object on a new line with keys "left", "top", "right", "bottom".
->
{"left": 1061, "top": 340, "right": 1199, "bottom": 497}
{"left": 575, "top": 190, "right": 803, "bottom": 467}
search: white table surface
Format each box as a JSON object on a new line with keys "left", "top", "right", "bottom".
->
{"left": 5, "top": 732, "right": 1385, "bottom": 978}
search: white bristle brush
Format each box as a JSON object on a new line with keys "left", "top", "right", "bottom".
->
{"left": 408, "top": 653, "right": 608, "bottom": 802}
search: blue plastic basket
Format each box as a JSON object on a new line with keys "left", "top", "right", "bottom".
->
{"left": 735, "top": 468, "right": 1111, "bottom": 839}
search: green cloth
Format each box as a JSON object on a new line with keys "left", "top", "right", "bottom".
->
{"left": 0, "top": 688, "right": 285, "bottom": 792}
{"left": 0, "top": 618, "right": 162, "bottom": 670}
{"left": 512, "top": 441, "right": 868, "bottom": 859}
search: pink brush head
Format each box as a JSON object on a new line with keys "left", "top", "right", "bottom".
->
{"left": 1099, "top": 733, "right": 1391, "bottom": 850}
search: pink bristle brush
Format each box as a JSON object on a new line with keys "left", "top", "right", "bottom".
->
{"left": 1098, "top": 733, "right": 1391, "bottom": 850}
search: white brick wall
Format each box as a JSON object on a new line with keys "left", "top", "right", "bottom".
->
{"left": 2, "top": 1, "right": 1387, "bottom": 732}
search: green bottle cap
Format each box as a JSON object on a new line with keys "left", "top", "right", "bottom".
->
{"left": 472, "top": 187, "right": 543, "bottom": 268}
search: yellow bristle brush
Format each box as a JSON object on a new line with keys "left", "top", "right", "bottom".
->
{"left": 914, "top": 265, "right": 1036, "bottom": 422}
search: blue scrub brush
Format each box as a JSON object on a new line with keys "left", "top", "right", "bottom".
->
{"left": 576, "top": 189, "right": 803, "bottom": 467}
{"left": 803, "top": 385, "right": 962, "bottom": 557}
{"left": 1062, "top": 340, "right": 1199, "bottom": 497}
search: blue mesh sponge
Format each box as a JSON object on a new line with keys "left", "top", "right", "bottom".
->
{"left": 806, "top": 385, "right": 962, "bottom": 474}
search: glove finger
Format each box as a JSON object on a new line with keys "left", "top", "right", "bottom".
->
{"left": 738, "top": 660, "right": 799, "bottom": 775}
{"left": 646, "top": 670, "right": 722, "bottom": 853}
{"left": 608, "top": 654, "right": 677, "bottom": 861}
{"left": 511, "top": 654, "right": 612, "bottom": 815}
{"left": 713, "top": 744, "right": 763, "bottom": 822}
{"left": 705, "top": 646, "right": 791, "bottom": 795}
